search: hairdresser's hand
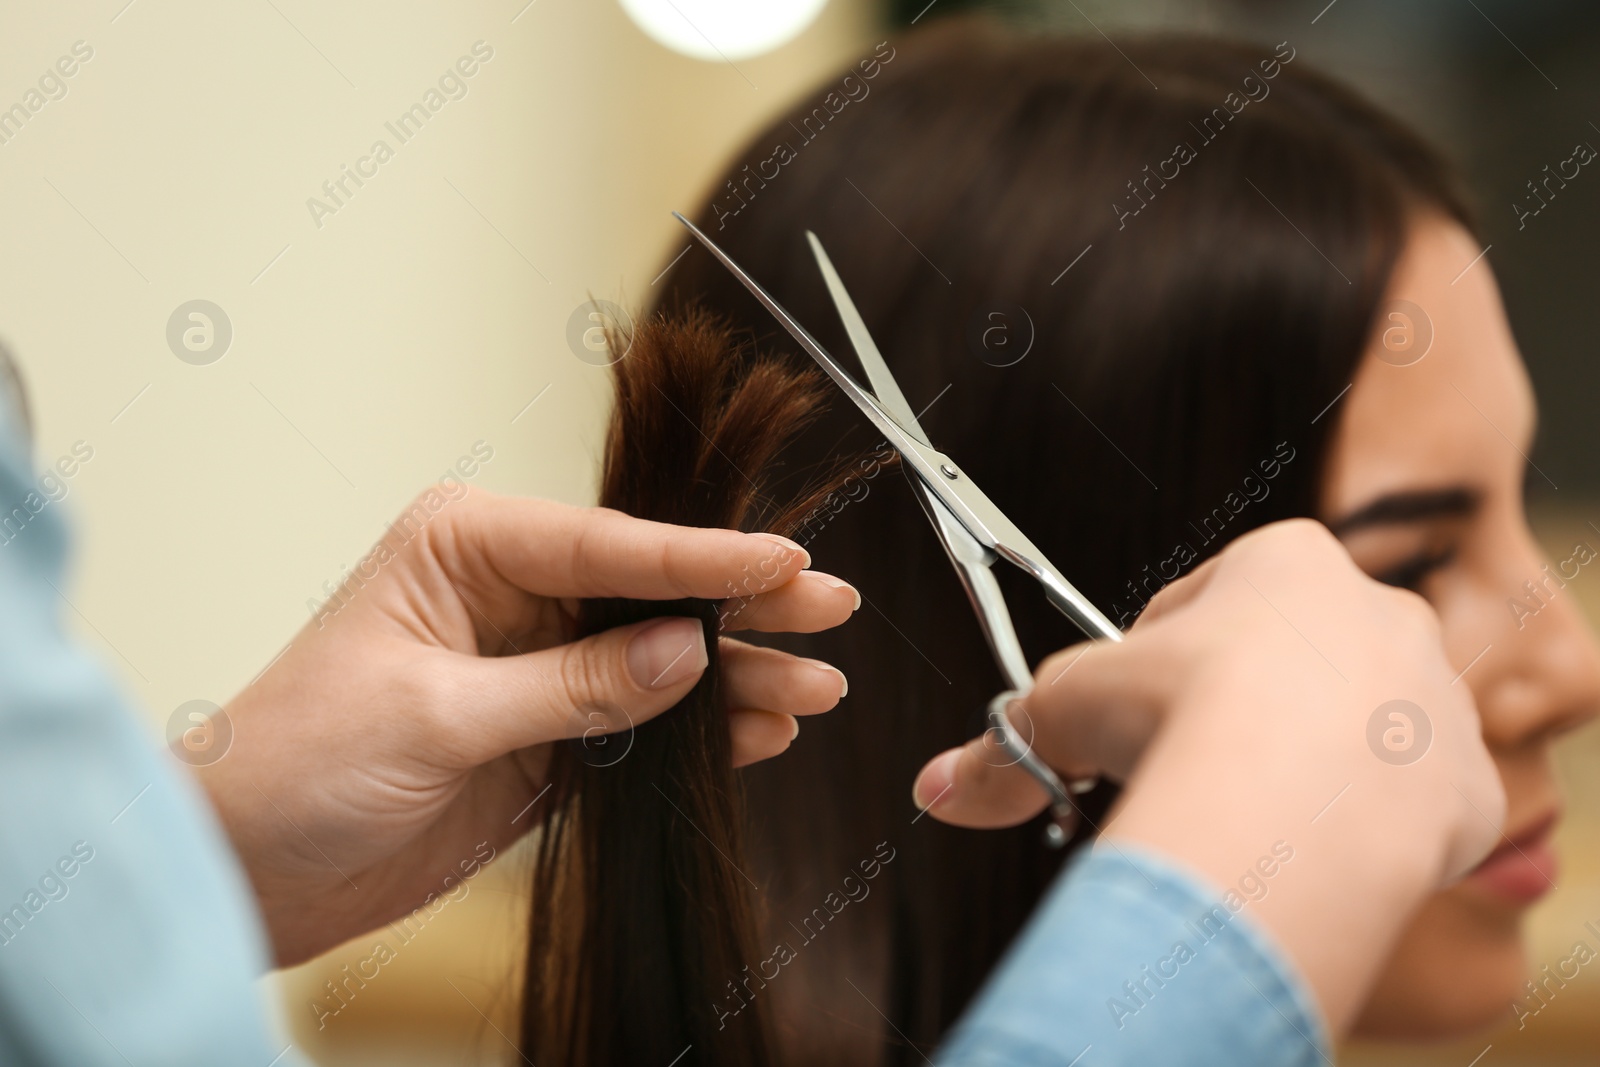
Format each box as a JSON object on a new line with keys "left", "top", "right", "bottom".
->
{"left": 912, "top": 519, "right": 1503, "bottom": 1034}
{"left": 196, "top": 488, "right": 855, "bottom": 966}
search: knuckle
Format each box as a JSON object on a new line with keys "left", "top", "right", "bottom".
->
{"left": 568, "top": 508, "right": 625, "bottom": 595}
{"left": 389, "top": 486, "right": 474, "bottom": 559}
{"left": 589, "top": 504, "right": 630, "bottom": 532}
{"left": 656, "top": 536, "right": 696, "bottom": 600}
{"left": 565, "top": 507, "right": 599, "bottom": 565}
{"left": 1271, "top": 518, "right": 1343, "bottom": 559}
{"left": 557, "top": 637, "right": 617, "bottom": 707}
{"left": 1142, "top": 580, "right": 1182, "bottom": 616}
{"left": 1227, "top": 519, "right": 1347, "bottom": 577}
{"left": 1241, "top": 517, "right": 1323, "bottom": 550}
{"left": 1380, "top": 585, "right": 1442, "bottom": 637}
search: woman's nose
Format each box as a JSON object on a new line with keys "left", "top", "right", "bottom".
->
{"left": 1475, "top": 539, "right": 1600, "bottom": 752}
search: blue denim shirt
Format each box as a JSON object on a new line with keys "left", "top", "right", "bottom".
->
{"left": 0, "top": 420, "right": 1328, "bottom": 1065}
{"left": 0, "top": 419, "right": 303, "bottom": 1067}
{"left": 937, "top": 843, "right": 1331, "bottom": 1066}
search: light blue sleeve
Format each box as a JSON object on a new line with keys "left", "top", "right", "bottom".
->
{"left": 0, "top": 424, "right": 306, "bottom": 1066}
{"left": 938, "top": 843, "right": 1331, "bottom": 1067}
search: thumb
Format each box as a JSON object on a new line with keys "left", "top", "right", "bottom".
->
{"left": 910, "top": 635, "right": 1176, "bottom": 830}
{"left": 439, "top": 616, "right": 710, "bottom": 767}
{"left": 911, "top": 741, "right": 1054, "bottom": 831}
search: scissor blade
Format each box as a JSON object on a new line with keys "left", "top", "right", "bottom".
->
{"left": 805, "top": 231, "right": 931, "bottom": 448}
{"left": 673, "top": 213, "right": 1123, "bottom": 644}
{"left": 672, "top": 212, "right": 932, "bottom": 463}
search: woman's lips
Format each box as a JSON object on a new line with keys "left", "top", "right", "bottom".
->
{"left": 1465, "top": 813, "right": 1560, "bottom": 905}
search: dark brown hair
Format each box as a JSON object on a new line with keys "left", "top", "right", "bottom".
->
{"left": 646, "top": 18, "right": 1474, "bottom": 1065}
{"left": 520, "top": 310, "right": 864, "bottom": 1065}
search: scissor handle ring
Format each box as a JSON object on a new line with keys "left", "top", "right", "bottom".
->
{"left": 986, "top": 690, "right": 1097, "bottom": 847}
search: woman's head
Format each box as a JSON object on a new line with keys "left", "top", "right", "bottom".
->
{"left": 1322, "top": 212, "right": 1600, "bottom": 1035}
{"left": 656, "top": 18, "right": 1597, "bottom": 1055}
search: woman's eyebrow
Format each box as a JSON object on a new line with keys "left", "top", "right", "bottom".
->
{"left": 1328, "top": 486, "right": 1482, "bottom": 536}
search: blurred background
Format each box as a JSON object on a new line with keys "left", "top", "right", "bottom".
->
{"left": 1, "top": 0, "right": 1597, "bottom": 1063}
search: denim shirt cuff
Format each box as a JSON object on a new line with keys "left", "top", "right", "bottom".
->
{"left": 937, "top": 840, "right": 1331, "bottom": 1066}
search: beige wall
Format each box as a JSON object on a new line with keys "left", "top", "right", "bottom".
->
{"left": 0, "top": 0, "right": 874, "bottom": 1061}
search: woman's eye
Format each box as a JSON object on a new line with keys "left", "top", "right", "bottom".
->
{"left": 1373, "top": 545, "right": 1457, "bottom": 593}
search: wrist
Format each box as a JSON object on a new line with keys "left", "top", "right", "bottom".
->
{"left": 1102, "top": 722, "right": 1442, "bottom": 1036}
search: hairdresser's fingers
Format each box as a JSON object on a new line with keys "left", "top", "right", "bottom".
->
{"left": 1130, "top": 553, "right": 1224, "bottom": 627}
{"left": 729, "top": 709, "right": 800, "bottom": 768}
{"left": 912, "top": 639, "right": 1176, "bottom": 829}
{"left": 717, "top": 571, "right": 860, "bottom": 633}
{"left": 1021, "top": 639, "right": 1176, "bottom": 777}
{"left": 912, "top": 742, "right": 1054, "bottom": 829}
{"left": 445, "top": 493, "right": 811, "bottom": 601}
{"left": 718, "top": 639, "right": 847, "bottom": 716}
{"left": 433, "top": 616, "right": 711, "bottom": 765}
{"left": 911, "top": 635, "right": 1198, "bottom": 828}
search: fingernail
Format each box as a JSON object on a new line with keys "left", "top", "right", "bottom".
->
{"left": 752, "top": 532, "right": 811, "bottom": 569}
{"left": 913, "top": 749, "right": 960, "bottom": 810}
{"left": 803, "top": 658, "right": 848, "bottom": 698}
{"left": 627, "top": 617, "right": 708, "bottom": 690}
{"left": 805, "top": 571, "right": 861, "bottom": 611}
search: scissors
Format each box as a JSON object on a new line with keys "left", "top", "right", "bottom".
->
{"left": 673, "top": 212, "right": 1124, "bottom": 846}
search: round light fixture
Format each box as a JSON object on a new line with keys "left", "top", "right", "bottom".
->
{"left": 618, "top": 0, "right": 829, "bottom": 61}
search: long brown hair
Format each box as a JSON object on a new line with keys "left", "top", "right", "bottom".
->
{"left": 648, "top": 18, "right": 1474, "bottom": 1065}
{"left": 521, "top": 310, "right": 862, "bottom": 1065}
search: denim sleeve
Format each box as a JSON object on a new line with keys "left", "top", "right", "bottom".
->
{"left": 0, "top": 423, "right": 307, "bottom": 1066}
{"left": 937, "top": 842, "right": 1331, "bottom": 1067}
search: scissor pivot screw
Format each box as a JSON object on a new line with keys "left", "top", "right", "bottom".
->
{"left": 940, "top": 464, "right": 959, "bottom": 480}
